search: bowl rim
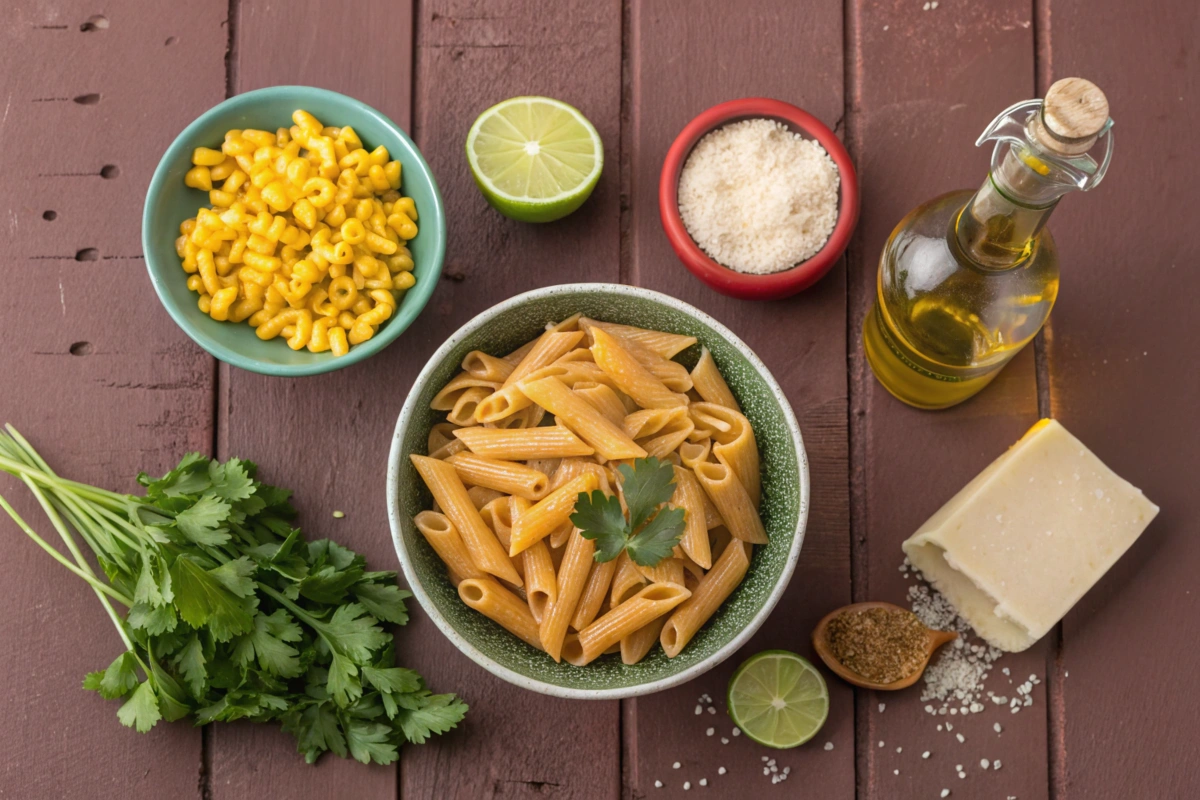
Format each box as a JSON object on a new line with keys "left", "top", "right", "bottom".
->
{"left": 385, "top": 282, "right": 810, "bottom": 699}
{"left": 141, "top": 85, "right": 446, "bottom": 377}
{"left": 658, "top": 97, "right": 860, "bottom": 301}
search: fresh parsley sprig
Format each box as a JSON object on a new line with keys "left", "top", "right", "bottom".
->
{"left": 0, "top": 425, "right": 466, "bottom": 765}
{"left": 571, "top": 457, "right": 686, "bottom": 567}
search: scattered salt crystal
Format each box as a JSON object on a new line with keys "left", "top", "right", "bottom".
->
{"left": 981, "top": 759, "right": 990, "bottom": 770}
{"left": 721, "top": 738, "right": 729, "bottom": 744}
{"left": 655, "top": 780, "right": 663, "bottom": 788}
{"left": 923, "top": 1, "right": 931, "bottom": 8}
{"left": 994, "top": 760, "right": 1003, "bottom": 770}
{"left": 894, "top": 769, "right": 900, "bottom": 775}
{"left": 879, "top": 703, "right": 886, "bottom": 713}
{"left": 958, "top": 771, "right": 966, "bottom": 779}
{"left": 707, "top": 707, "right": 717, "bottom": 715}
{"left": 922, "top": 751, "right": 931, "bottom": 759}
{"left": 673, "top": 762, "right": 681, "bottom": 769}
{"left": 824, "top": 742, "right": 834, "bottom": 751}
{"left": 879, "top": 741, "right": 885, "bottom": 748}
{"left": 706, "top": 728, "right": 714, "bottom": 737}
{"left": 994, "top": 723, "right": 1003, "bottom": 734}
{"left": 941, "top": 791, "right": 951, "bottom": 798}
{"left": 761, "top": 757, "right": 769, "bottom": 762}
{"left": 937, "top": 725, "right": 943, "bottom": 732}
{"left": 695, "top": 705, "right": 703, "bottom": 715}
{"left": 732, "top": 727, "right": 741, "bottom": 737}
{"left": 956, "top": 734, "right": 965, "bottom": 743}
{"left": 896, "top": 747, "right": 903, "bottom": 753}
{"left": 718, "top": 767, "right": 727, "bottom": 775}
{"left": 955, "top": 765, "right": 962, "bottom": 771}
{"left": 699, "top": 779, "right": 708, "bottom": 787}
{"left": 684, "top": 781, "right": 691, "bottom": 790}
{"left": 931, "top": 0, "right": 939, "bottom": 7}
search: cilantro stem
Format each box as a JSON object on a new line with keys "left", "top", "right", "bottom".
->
{"left": 257, "top": 582, "right": 321, "bottom": 628}
{"left": 0, "top": 492, "right": 133, "bottom": 608}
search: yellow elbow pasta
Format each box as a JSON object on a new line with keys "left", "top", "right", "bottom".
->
{"left": 176, "top": 108, "right": 419, "bottom": 356}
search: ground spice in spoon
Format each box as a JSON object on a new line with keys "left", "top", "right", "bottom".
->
{"left": 825, "top": 606, "right": 928, "bottom": 684}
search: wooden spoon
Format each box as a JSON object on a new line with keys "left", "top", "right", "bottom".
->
{"left": 810, "top": 601, "right": 958, "bottom": 691}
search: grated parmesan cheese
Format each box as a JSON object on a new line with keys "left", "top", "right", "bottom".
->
{"left": 678, "top": 119, "right": 840, "bottom": 275}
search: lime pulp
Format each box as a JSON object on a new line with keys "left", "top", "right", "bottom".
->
{"left": 726, "top": 650, "right": 829, "bottom": 749}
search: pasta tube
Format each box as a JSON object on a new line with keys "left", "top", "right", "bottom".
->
{"left": 459, "top": 578, "right": 543, "bottom": 650}
{"left": 539, "top": 527, "right": 595, "bottom": 661}
{"left": 661, "top": 540, "right": 750, "bottom": 657}
{"left": 410, "top": 455, "right": 523, "bottom": 585}
{"left": 589, "top": 328, "right": 687, "bottom": 410}
{"left": 672, "top": 466, "right": 712, "bottom": 569}
{"left": 413, "top": 511, "right": 485, "bottom": 585}
{"left": 690, "top": 346, "right": 740, "bottom": 410}
{"left": 570, "top": 557, "right": 618, "bottom": 632}
{"left": 453, "top": 425, "right": 594, "bottom": 460}
{"left": 517, "top": 376, "right": 647, "bottom": 461}
{"left": 693, "top": 458, "right": 768, "bottom": 544}
{"left": 509, "top": 472, "right": 598, "bottom": 556}
{"left": 564, "top": 583, "right": 691, "bottom": 666}
{"left": 446, "top": 452, "right": 551, "bottom": 501}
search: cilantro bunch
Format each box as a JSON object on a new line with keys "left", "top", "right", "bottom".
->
{"left": 571, "top": 457, "right": 686, "bottom": 567}
{"left": 0, "top": 426, "right": 465, "bottom": 765}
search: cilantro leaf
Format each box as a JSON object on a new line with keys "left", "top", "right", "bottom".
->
{"left": 127, "top": 602, "right": 178, "bottom": 635}
{"left": 617, "top": 457, "right": 678, "bottom": 531}
{"left": 147, "top": 654, "right": 194, "bottom": 723}
{"left": 282, "top": 701, "right": 347, "bottom": 763}
{"left": 90, "top": 651, "right": 139, "bottom": 699}
{"left": 208, "top": 459, "right": 255, "bottom": 502}
{"left": 117, "top": 681, "right": 162, "bottom": 733}
{"left": 318, "top": 603, "right": 390, "bottom": 663}
{"left": 173, "top": 495, "right": 232, "bottom": 546}
{"left": 134, "top": 554, "right": 173, "bottom": 607}
{"left": 571, "top": 490, "right": 628, "bottom": 562}
{"left": 233, "top": 609, "right": 303, "bottom": 678}
{"left": 174, "top": 634, "right": 208, "bottom": 699}
{"left": 169, "top": 555, "right": 254, "bottom": 641}
{"left": 361, "top": 666, "right": 422, "bottom": 695}
{"left": 210, "top": 556, "right": 257, "bottom": 598}
{"left": 353, "top": 583, "right": 411, "bottom": 625}
{"left": 299, "top": 564, "right": 363, "bottom": 604}
{"left": 395, "top": 694, "right": 468, "bottom": 745}
{"left": 327, "top": 653, "right": 363, "bottom": 707}
{"left": 345, "top": 719, "right": 398, "bottom": 765}
{"left": 626, "top": 506, "right": 687, "bottom": 567}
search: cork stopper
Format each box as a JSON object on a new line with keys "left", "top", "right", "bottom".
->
{"left": 1032, "top": 78, "right": 1110, "bottom": 156}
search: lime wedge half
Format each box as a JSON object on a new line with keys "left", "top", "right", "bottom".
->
{"left": 727, "top": 650, "right": 829, "bottom": 749}
{"left": 466, "top": 96, "right": 603, "bottom": 223}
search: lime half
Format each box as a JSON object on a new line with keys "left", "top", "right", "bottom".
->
{"left": 466, "top": 96, "right": 603, "bottom": 223}
{"left": 727, "top": 650, "right": 829, "bottom": 749}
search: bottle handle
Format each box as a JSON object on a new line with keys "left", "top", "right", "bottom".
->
{"left": 976, "top": 99, "right": 1114, "bottom": 192}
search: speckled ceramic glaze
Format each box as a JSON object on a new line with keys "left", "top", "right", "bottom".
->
{"left": 386, "top": 284, "right": 808, "bottom": 699}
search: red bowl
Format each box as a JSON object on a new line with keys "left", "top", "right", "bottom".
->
{"left": 659, "top": 98, "right": 859, "bottom": 300}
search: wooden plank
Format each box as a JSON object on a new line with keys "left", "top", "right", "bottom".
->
{"left": 0, "top": 1, "right": 224, "bottom": 797}
{"left": 1040, "top": 2, "right": 1200, "bottom": 795}
{"left": 209, "top": 2, "right": 411, "bottom": 797}
{"left": 845, "top": 3, "right": 1053, "bottom": 799}
{"left": 399, "top": 3, "right": 623, "bottom": 798}
{"left": 215, "top": 1, "right": 623, "bottom": 798}
{"left": 625, "top": 2, "right": 853, "bottom": 797}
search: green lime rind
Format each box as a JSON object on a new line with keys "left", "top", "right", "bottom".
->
{"left": 726, "top": 650, "right": 829, "bottom": 749}
{"left": 465, "top": 96, "right": 603, "bottom": 223}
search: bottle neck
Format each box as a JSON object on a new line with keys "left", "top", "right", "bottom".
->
{"left": 955, "top": 146, "right": 1062, "bottom": 270}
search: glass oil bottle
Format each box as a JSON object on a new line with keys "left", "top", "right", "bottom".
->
{"left": 863, "top": 78, "right": 1115, "bottom": 409}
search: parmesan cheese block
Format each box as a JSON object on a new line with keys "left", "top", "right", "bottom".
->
{"left": 902, "top": 419, "right": 1158, "bottom": 652}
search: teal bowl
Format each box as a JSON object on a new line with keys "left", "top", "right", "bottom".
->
{"left": 386, "top": 284, "right": 809, "bottom": 699}
{"left": 142, "top": 86, "right": 445, "bottom": 376}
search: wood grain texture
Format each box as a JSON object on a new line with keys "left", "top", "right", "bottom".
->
{"left": 208, "top": 1, "right": 414, "bottom": 797}
{"left": 626, "top": 2, "right": 853, "bottom": 797}
{"left": 846, "top": 2, "right": 1051, "bottom": 799}
{"left": 0, "top": 1, "right": 225, "bottom": 797}
{"left": 1041, "top": 2, "right": 1200, "bottom": 795}
{"left": 399, "top": 3, "right": 622, "bottom": 797}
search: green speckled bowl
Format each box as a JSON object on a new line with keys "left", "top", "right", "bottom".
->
{"left": 143, "top": 86, "right": 445, "bottom": 377}
{"left": 386, "top": 284, "right": 808, "bottom": 699}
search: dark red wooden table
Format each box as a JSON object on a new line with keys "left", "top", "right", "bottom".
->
{"left": 3, "top": 1, "right": 1196, "bottom": 797}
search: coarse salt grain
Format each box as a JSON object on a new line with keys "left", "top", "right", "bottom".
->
{"left": 824, "top": 742, "right": 834, "bottom": 751}
{"left": 721, "top": 738, "right": 729, "bottom": 744}
{"left": 941, "top": 791, "right": 951, "bottom": 798}
{"left": 673, "top": 762, "right": 681, "bottom": 770}
{"left": 956, "top": 734, "right": 965, "bottom": 744}
{"left": 880, "top": 703, "right": 887, "bottom": 712}
{"left": 719, "top": 767, "right": 727, "bottom": 775}
{"left": 981, "top": 759, "right": 990, "bottom": 770}
{"left": 684, "top": 781, "right": 691, "bottom": 791}
{"left": 700, "top": 779, "right": 708, "bottom": 787}
{"left": 678, "top": 119, "right": 840, "bottom": 275}
{"left": 655, "top": 780, "right": 663, "bottom": 788}
{"left": 922, "top": 751, "right": 931, "bottom": 759}
{"left": 994, "top": 723, "right": 1003, "bottom": 734}
{"left": 706, "top": 728, "right": 715, "bottom": 737}
{"left": 732, "top": 727, "right": 741, "bottom": 737}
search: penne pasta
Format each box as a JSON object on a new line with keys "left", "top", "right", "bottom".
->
{"left": 623, "top": 406, "right": 695, "bottom": 458}
{"left": 590, "top": 327, "right": 687, "bottom": 410}
{"left": 554, "top": 347, "right": 595, "bottom": 364}
{"left": 620, "top": 613, "right": 668, "bottom": 665}
{"left": 446, "top": 385, "right": 493, "bottom": 427}
{"left": 509, "top": 472, "right": 598, "bottom": 556}
{"left": 505, "top": 330, "right": 586, "bottom": 386}
{"left": 691, "top": 402, "right": 761, "bottom": 507}
{"left": 459, "top": 578, "right": 543, "bottom": 650}
{"left": 636, "top": 556, "right": 685, "bottom": 586}
{"left": 454, "top": 424, "right": 595, "bottom": 460}
{"left": 580, "top": 318, "right": 693, "bottom": 392}
{"left": 564, "top": 583, "right": 691, "bottom": 666}
{"left": 678, "top": 438, "right": 711, "bottom": 470}
{"left": 462, "top": 350, "right": 515, "bottom": 383}
{"left": 693, "top": 458, "right": 768, "bottom": 545}
{"left": 539, "top": 527, "right": 595, "bottom": 662}
{"left": 522, "top": 539, "right": 557, "bottom": 623}
{"left": 579, "top": 317, "right": 697, "bottom": 359}
{"left": 410, "top": 455, "right": 523, "bottom": 585}
{"left": 690, "top": 346, "right": 740, "bottom": 411}
{"left": 428, "top": 422, "right": 459, "bottom": 454}
{"left": 661, "top": 540, "right": 751, "bottom": 657}
{"left": 474, "top": 361, "right": 613, "bottom": 424}
{"left": 702, "top": 489, "right": 725, "bottom": 530}
{"left": 570, "top": 557, "right": 618, "bottom": 632}
{"left": 610, "top": 550, "right": 647, "bottom": 606}
{"left": 446, "top": 451, "right": 551, "bottom": 501}
{"left": 672, "top": 466, "right": 712, "bottom": 569}
{"left": 517, "top": 376, "right": 647, "bottom": 461}
{"left": 466, "top": 485, "right": 506, "bottom": 511}
{"left": 429, "top": 437, "right": 469, "bottom": 461}
{"left": 478, "top": 497, "right": 526, "bottom": 583}
{"left": 573, "top": 382, "right": 628, "bottom": 427}
{"left": 431, "top": 371, "right": 502, "bottom": 411}
{"left": 414, "top": 511, "right": 485, "bottom": 585}
{"left": 709, "top": 526, "right": 734, "bottom": 561}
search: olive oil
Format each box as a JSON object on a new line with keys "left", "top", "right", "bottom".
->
{"left": 864, "top": 79, "right": 1113, "bottom": 409}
